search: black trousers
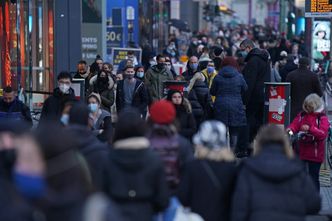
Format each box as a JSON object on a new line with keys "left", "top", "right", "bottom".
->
{"left": 304, "top": 160, "right": 321, "bottom": 191}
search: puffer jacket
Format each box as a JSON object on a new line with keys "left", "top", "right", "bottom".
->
{"left": 288, "top": 111, "right": 329, "bottom": 163}
{"left": 210, "top": 66, "right": 247, "bottom": 127}
{"left": 145, "top": 65, "right": 174, "bottom": 102}
{"left": 188, "top": 80, "right": 213, "bottom": 125}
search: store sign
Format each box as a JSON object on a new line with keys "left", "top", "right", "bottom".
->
{"left": 107, "top": 27, "right": 123, "bottom": 48}
{"left": 110, "top": 47, "right": 141, "bottom": 70}
{"left": 305, "top": 0, "right": 332, "bottom": 17}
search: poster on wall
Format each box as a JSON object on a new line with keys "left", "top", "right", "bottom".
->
{"left": 312, "top": 20, "right": 330, "bottom": 69}
{"left": 81, "top": 0, "right": 103, "bottom": 65}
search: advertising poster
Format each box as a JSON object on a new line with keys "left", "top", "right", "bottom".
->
{"left": 312, "top": 20, "right": 331, "bottom": 62}
{"left": 81, "top": 0, "right": 103, "bottom": 64}
{"left": 111, "top": 47, "right": 142, "bottom": 71}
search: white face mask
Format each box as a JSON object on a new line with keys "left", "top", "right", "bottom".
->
{"left": 59, "top": 84, "right": 70, "bottom": 94}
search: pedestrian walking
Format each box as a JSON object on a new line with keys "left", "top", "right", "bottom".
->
{"left": 0, "top": 86, "right": 32, "bottom": 127}
{"left": 148, "top": 100, "right": 194, "bottom": 192}
{"left": 166, "top": 90, "right": 197, "bottom": 140}
{"left": 239, "top": 39, "right": 271, "bottom": 144}
{"left": 87, "top": 93, "right": 111, "bottom": 135}
{"left": 89, "top": 70, "right": 115, "bottom": 112}
{"left": 287, "top": 94, "right": 329, "bottom": 190}
{"left": 145, "top": 54, "right": 174, "bottom": 102}
{"left": 286, "top": 57, "right": 323, "bottom": 121}
{"left": 116, "top": 65, "right": 149, "bottom": 116}
{"left": 210, "top": 57, "right": 247, "bottom": 149}
{"left": 177, "top": 120, "right": 237, "bottom": 221}
{"left": 39, "top": 71, "right": 76, "bottom": 125}
{"left": 231, "top": 124, "right": 321, "bottom": 221}
{"left": 102, "top": 110, "right": 169, "bottom": 221}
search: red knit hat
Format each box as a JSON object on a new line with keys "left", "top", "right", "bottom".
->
{"left": 149, "top": 100, "right": 176, "bottom": 124}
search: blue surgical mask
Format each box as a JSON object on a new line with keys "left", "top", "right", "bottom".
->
{"left": 14, "top": 172, "right": 46, "bottom": 199}
{"left": 137, "top": 71, "right": 144, "bottom": 78}
{"left": 207, "top": 67, "right": 215, "bottom": 74}
{"left": 190, "top": 63, "right": 198, "bottom": 71}
{"left": 240, "top": 50, "right": 248, "bottom": 58}
{"left": 60, "top": 114, "right": 69, "bottom": 126}
{"left": 88, "top": 103, "right": 99, "bottom": 113}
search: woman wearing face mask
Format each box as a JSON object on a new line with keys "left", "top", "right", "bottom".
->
{"left": 89, "top": 71, "right": 115, "bottom": 112}
{"left": 167, "top": 90, "right": 196, "bottom": 140}
{"left": 135, "top": 65, "right": 145, "bottom": 81}
{"left": 87, "top": 93, "right": 111, "bottom": 134}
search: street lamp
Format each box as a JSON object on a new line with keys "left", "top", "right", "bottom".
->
{"left": 126, "top": 6, "right": 135, "bottom": 46}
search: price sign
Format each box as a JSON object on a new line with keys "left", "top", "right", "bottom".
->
{"left": 305, "top": 0, "right": 332, "bottom": 17}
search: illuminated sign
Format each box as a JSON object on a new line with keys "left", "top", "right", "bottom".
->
{"left": 305, "top": 0, "right": 332, "bottom": 17}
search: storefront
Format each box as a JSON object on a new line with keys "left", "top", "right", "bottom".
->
{"left": 0, "top": 0, "right": 54, "bottom": 107}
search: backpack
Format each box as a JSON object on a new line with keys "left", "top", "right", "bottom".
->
{"left": 150, "top": 134, "right": 181, "bottom": 189}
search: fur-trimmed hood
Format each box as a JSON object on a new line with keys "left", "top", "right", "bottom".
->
{"left": 89, "top": 75, "right": 115, "bottom": 90}
{"left": 113, "top": 137, "right": 150, "bottom": 150}
{"left": 195, "top": 146, "right": 235, "bottom": 162}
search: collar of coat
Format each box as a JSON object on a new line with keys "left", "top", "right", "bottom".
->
{"left": 113, "top": 137, "right": 150, "bottom": 150}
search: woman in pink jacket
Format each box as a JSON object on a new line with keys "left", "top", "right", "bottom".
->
{"left": 288, "top": 93, "right": 329, "bottom": 190}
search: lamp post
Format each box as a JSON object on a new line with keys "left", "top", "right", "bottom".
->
{"left": 126, "top": 6, "right": 135, "bottom": 46}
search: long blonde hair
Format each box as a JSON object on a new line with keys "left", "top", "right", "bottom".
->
{"left": 253, "top": 124, "right": 294, "bottom": 159}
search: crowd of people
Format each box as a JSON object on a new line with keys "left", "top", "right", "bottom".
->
{"left": 0, "top": 24, "right": 330, "bottom": 221}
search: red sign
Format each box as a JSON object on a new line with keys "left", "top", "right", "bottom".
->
{"left": 268, "top": 86, "right": 286, "bottom": 125}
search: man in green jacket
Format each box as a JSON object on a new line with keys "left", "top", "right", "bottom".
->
{"left": 145, "top": 54, "right": 174, "bottom": 102}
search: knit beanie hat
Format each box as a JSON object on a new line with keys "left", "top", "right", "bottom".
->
{"left": 88, "top": 92, "right": 101, "bottom": 105}
{"left": 193, "top": 120, "right": 227, "bottom": 149}
{"left": 149, "top": 100, "right": 176, "bottom": 125}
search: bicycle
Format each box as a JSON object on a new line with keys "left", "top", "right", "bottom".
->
{"left": 326, "top": 122, "right": 332, "bottom": 169}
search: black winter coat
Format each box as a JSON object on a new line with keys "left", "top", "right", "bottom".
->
{"left": 175, "top": 105, "right": 197, "bottom": 140}
{"left": 40, "top": 88, "right": 76, "bottom": 124}
{"left": 286, "top": 67, "right": 323, "bottom": 121}
{"left": 178, "top": 158, "right": 237, "bottom": 221}
{"left": 0, "top": 98, "right": 32, "bottom": 127}
{"left": 280, "top": 61, "right": 298, "bottom": 82}
{"left": 66, "top": 125, "right": 110, "bottom": 189}
{"left": 242, "top": 48, "right": 271, "bottom": 108}
{"left": 102, "top": 137, "right": 169, "bottom": 221}
{"left": 211, "top": 66, "right": 247, "bottom": 127}
{"left": 231, "top": 145, "right": 321, "bottom": 221}
{"left": 188, "top": 80, "right": 213, "bottom": 125}
{"left": 116, "top": 79, "right": 148, "bottom": 115}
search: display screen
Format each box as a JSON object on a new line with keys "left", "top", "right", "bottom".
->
{"left": 305, "top": 0, "right": 332, "bottom": 17}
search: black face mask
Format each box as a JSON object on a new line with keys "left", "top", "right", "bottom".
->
{"left": 99, "top": 77, "right": 108, "bottom": 83}
{"left": 0, "top": 149, "right": 17, "bottom": 176}
{"left": 157, "top": 63, "right": 165, "bottom": 70}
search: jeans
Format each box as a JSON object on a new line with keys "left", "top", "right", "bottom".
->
{"left": 304, "top": 160, "right": 321, "bottom": 191}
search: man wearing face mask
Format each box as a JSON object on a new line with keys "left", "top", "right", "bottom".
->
{"left": 182, "top": 56, "right": 199, "bottom": 82}
{"left": 0, "top": 86, "right": 32, "bottom": 127}
{"left": 145, "top": 54, "right": 174, "bottom": 102}
{"left": 40, "top": 71, "right": 76, "bottom": 125}
{"left": 117, "top": 65, "right": 148, "bottom": 116}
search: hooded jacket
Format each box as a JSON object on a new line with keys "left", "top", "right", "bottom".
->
{"left": 210, "top": 66, "right": 247, "bottom": 127}
{"left": 231, "top": 145, "right": 321, "bottom": 221}
{"left": 288, "top": 108, "right": 329, "bottom": 163}
{"left": 177, "top": 148, "right": 236, "bottom": 221}
{"left": 40, "top": 87, "right": 76, "bottom": 125}
{"left": 145, "top": 65, "right": 174, "bottom": 102}
{"left": 242, "top": 48, "right": 271, "bottom": 107}
{"left": 102, "top": 137, "right": 169, "bottom": 221}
